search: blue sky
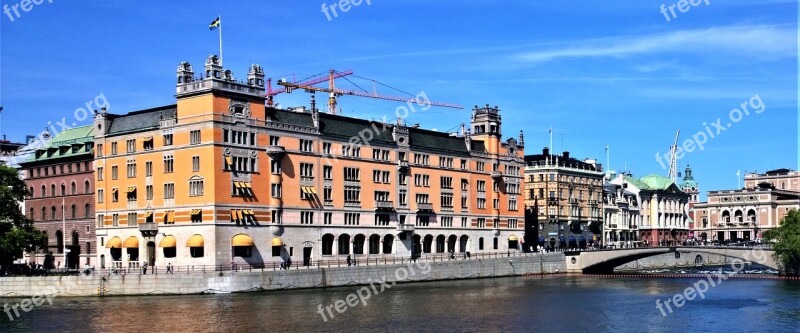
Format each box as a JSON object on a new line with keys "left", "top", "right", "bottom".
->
{"left": 1, "top": 0, "right": 797, "bottom": 198}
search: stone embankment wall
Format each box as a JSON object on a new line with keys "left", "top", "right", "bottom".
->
{"left": 0, "top": 253, "right": 566, "bottom": 297}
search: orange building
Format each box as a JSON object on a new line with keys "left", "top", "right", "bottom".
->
{"left": 93, "top": 55, "right": 525, "bottom": 269}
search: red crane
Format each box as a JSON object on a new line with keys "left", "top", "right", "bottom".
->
{"left": 266, "top": 70, "right": 353, "bottom": 106}
{"left": 277, "top": 70, "right": 463, "bottom": 114}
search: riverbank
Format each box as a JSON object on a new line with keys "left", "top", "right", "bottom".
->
{"left": 0, "top": 253, "right": 567, "bottom": 297}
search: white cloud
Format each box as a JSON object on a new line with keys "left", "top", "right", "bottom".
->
{"left": 514, "top": 25, "right": 797, "bottom": 63}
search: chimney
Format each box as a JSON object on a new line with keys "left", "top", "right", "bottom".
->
{"left": 563, "top": 151, "right": 570, "bottom": 160}
{"left": 543, "top": 147, "right": 550, "bottom": 156}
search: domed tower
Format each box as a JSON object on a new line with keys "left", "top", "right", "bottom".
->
{"left": 680, "top": 164, "right": 699, "bottom": 203}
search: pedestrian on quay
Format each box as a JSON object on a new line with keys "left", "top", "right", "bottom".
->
{"left": 287, "top": 257, "right": 292, "bottom": 269}
{"left": 346, "top": 255, "right": 352, "bottom": 266}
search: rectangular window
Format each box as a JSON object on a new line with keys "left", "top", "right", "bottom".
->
{"left": 324, "top": 212, "right": 332, "bottom": 225}
{"left": 300, "top": 163, "right": 314, "bottom": 180}
{"left": 344, "top": 167, "right": 360, "bottom": 181}
{"left": 271, "top": 160, "right": 282, "bottom": 174}
{"left": 323, "top": 142, "right": 332, "bottom": 155}
{"left": 189, "top": 179, "right": 204, "bottom": 196}
{"left": 509, "top": 197, "right": 518, "bottom": 211}
{"left": 477, "top": 180, "right": 486, "bottom": 193}
{"left": 509, "top": 219, "right": 518, "bottom": 229}
{"left": 111, "top": 188, "right": 119, "bottom": 202}
{"left": 143, "top": 138, "right": 153, "bottom": 151}
{"left": 191, "top": 156, "right": 200, "bottom": 172}
{"left": 375, "top": 214, "right": 390, "bottom": 226}
{"left": 300, "top": 211, "right": 314, "bottom": 225}
{"left": 416, "top": 215, "right": 430, "bottom": 227}
{"left": 190, "top": 130, "right": 201, "bottom": 144}
{"left": 440, "top": 176, "right": 453, "bottom": 189}
{"left": 324, "top": 186, "right": 332, "bottom": 204}
{"left": 97, "top": 144, "right": 104, "bottom": 157}
{"left": 493, "top": 198, "right": 500, "bottom": 209}
{"left": 477, "top": 218, "right": 486, "bottom": 228}
{"left": 112, "top": 214, "right": 119, "bottom": 227}
{"left": 111, "top": 142, "right": 118, "bottom": 155}
{"left": 127, "top": 212, "right": 137, "bottom": 226}
{"left": 163, "top": 134, "right": 173, "bottom": 146}
{"left": 164, "top": 183, "right": 175, "bottom": 199}
{"left": 441, "top": 193, "right": 453, "bottom": 208}
{"left": 127, "top": 187, "right": 137, "bottom": 203}
{"left": 145, "top": 161, "right": 152, "bottom": 177}
{"left": 111, "top": 166, "right": 118, "bottom": 180}
{"left": 164, "top": 155, "right": 174, "bottom": 173}
{"left": 97, "top": 189, "right": 104, "bottom": 203}
{"left": 461, "top": 217, "right": 468, "bottom": 228}
{"left": 344, "top": 186, "right": 361, "bottom": 203}
{"left": 477, "top": 198, "right": 486, "bottom": 209}
{"left": 344, "top": 213, "right": 360, "bottom": 225}
{"left": 300, "top": 139, "right": 313, "bottom": 152}
{"left": 399, "top": 190, "right": 407, "bottom": 206}
{"left": 127, "top": 160, "right": 136, "bottom": 178}
{"left": 271, "top": 210, "right": 283, "bottom": 224}
{"left": 477, "top": 162, "right": 485, "bottom": 171}
{"left": 271, "top": 183, "right": 282, "bottom": 198}
{"left": 97, "top": 214, "right": 104, "bottom": 227}
{"left": 416, "top": 194, "right": 430, "bottom": 204}
{"left": 97, "top": 167, "right": 104, "bottom": 181}
{"left": 146, "top": 185, "right": 153, "bottom": 200}
{"left": 126, "top": 139, "right": 136, "bottom": 153}
{"left": 323, "top": 165, "right": 333, "bottom": 180}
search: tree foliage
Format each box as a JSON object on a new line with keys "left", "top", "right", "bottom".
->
{"left": 0, "top": 165, "right": 46, "bottom": 269}
{"left": 763, "top": 209, "right": 800, "bottom": 276}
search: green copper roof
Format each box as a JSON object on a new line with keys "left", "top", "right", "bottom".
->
{"left": 20, "top": 125, "right": 95, "bottom": 165}
{"left": 639, "top": 174, "right": 676, "bottom": 191}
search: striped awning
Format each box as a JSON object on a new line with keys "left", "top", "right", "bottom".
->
{"left": 143, "top": 136, "right": 153, "bottom": 142}
{"left": 144, "top": 212, "right": 153, "bottom": 218}
{"left": 301, "top": 186, "right": 317, "bottom": 194}
{"left": 224, "top": 156, "right": 232, "bottom": 165}
{"left": 190, "top": 209, "right": 202, "bottom": 215}
{"left": 126, "top": 186, "right": 136, "bottom": 193}
{"left": 243, "top": 182, "right": 252, "bottom": 189}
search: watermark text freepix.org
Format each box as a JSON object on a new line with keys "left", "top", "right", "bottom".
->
{"left": 655, "top": 94, "right": 764, "bottom": 170}
{"left": 316, "top": 260, "right": 431, "bottom": 322}
{"left": 321, "top": 0, "right": 372, "bottom": 21}
{"left": 659, "top": 0, "right": 710, "bottom": 23}
{"left": 3, "top": 0, "right": 54, "bottom": 23}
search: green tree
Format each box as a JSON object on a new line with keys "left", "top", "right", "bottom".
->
{"left": 763, "top": 209, "right": 800, "bottom": 276}
{"left": 0, "top": 165, "right": 46, "bottom": 270}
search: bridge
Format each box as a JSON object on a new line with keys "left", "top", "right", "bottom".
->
{"left": 565, "top": 246, "right": 777, "bottom": 274}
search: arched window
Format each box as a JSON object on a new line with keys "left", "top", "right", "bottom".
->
{"left": 50, "top": 184, "right": 56, "bottom": 197}
{"left": 29, "top": 208, "right": 34, "bottom": 221}
{"left": 338, "top": 234, "right": 350, "bottom": 255}
{"left": 383, "top": 234, "right": 394, "bottom": 254}
{"left": 60, "top": 184, "right": 66, "bottom": 196}
{"left": 322, "top": 234, "right": 335, "bottom": 255}
{"left": 368, "top": 234, "right": 380, "bottom": 254}
{"left": 41, "top": 207, "right": 46, "bottom": 221}
{"left": 55, "top": 230, "right": 64, "bottom": 254}
{"left": 70, "top": 205, "right": 76, "bottom": 219}
{"left": 71, "top": 182, "right": 76, "bottom": 195}
{"left": 41, "top": 185, "right": 46, "bottom": 197}
{"left": 84, "top": 180, "right": 90, "bottom": 194}
{"left": 28, "top": 187, "right": 34, "bottom": 198}
{"left": 85, "top": 203, "right": 91, "bottom": 218}
{"left": 479, "top": 237, "right": 484, "bottom": 250}
{"left": 51, "top": 206, "right": 57, "bottom": 220}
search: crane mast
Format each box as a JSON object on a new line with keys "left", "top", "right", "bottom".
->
{"left": 668, "top": 129, "right": 680, "bottom": 182}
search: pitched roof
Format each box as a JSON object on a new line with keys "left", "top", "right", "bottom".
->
{"left": 267, "top": 108, "right": 472, "bottom": 156}
{"left": 20, "top": 125, "right": 94, "bottom": 165}
{"left": 107, "top": 105, "right": 177, "bottom": 135}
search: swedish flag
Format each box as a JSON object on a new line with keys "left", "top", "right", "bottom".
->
{"left": 209, "top": 17, "right": 221, "bottom": 30}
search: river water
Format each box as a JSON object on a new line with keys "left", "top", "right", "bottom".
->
{"left": 1, "top": 276, "right": 798, "bottom": 332}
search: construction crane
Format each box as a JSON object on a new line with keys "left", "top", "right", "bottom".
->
{"left": 265, "top": 70, "right": 354, "bottom": 107}
{"left": 276, "top": 70, "right": 463, "bottom": 114}
{"left": 668, "top": 129, "right": 680, "bottom": 182}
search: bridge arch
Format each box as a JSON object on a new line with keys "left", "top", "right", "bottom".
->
{"left": 574, "top": 247, "right": 778, "bottom": 274}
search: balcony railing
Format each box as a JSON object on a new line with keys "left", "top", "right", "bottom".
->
{"left": 396, "top": 224, "right": 415, "bottom": 233}
{"left": 416, "top": 203, "right": 433, "bottom": 211}
{"left": 265, "top": 145, "right": 286, "bottom": 158}
{"left": 397, "top": 161, "right": 409, "bottom": 169}
{"left": 490, "top": 171, "right": 503, "bottom": 180}
{"left": 375, "top": 201, "right": 394, "bottom": 210}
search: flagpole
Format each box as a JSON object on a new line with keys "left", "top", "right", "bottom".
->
{"left": 549, "top": 127, "right": 553, "bottom": 156}
{"left": 218, "top": 14, "right": 223, "bottom": 66}
{"left": 62, "top": 197, "right": 66, "bottom": 270}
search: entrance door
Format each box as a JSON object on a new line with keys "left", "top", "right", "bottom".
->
{"left": 147, "top": 241, "right": 156, "bottom": 266}
{"left": 303, "top": 247, "right": 312, "bottom": 266}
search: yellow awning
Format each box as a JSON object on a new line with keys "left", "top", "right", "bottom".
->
{"left": 271, "top": 237, "right": 284, "bottom": 247}
{"left": 143, "top": 136, "right": 153, "bottom": 142}
{"left": 162, "top": 211, "right": 170, "bottom": 222}
{"left": 244, "top": 182, "right": 252, "bottom": 189}
{"left": 224, "top": 156, "right": 232, "bottom": 165}
{"left": 230, "top": 210, "right": 235, "bottom": 221}
{"left": 301, "top": 187, "right": 310, "bottom": 194}
{"left": 232, "top": 234, "right": 254, "bottom": 247}
{"left": 236, "top": 209, "right": 243, "bottom": 220}
{"left": 234, "top": 181, "right": 242, "bottom": 188}
{"left": 167, "top": 211, "right": 174, "bottom": 223}
{"left": 144, "top": 212, "right": 152, "bottom": 218}
{"left": 127, "top": 186, "right": 136, "bottom": 193}
{"left": 186, "top": 234, "right": 204, "bottom": 247}
{"left": 106, "top": 236, "right": 122, "bottom": 248}
{"left": 190, "top": 209, "right": 201, "bottom": 215}
{"left": 112, "top": 188, "right": 118, "bottom": 193}
{"left": 247, "top": 209, "right": 254, "bottom": 215}
{"left": 122, "top": 236, "right": 139, "bottom": 248}
{"left": 159, "top": 235, "right": 176, "bottom": 248}
{"left": 308, "top": 187, "right": 317, "bottom": 194}
{"left": 508, "top": 235, "right": 519, "bottom": 241}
